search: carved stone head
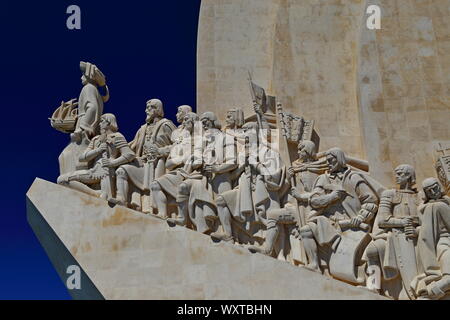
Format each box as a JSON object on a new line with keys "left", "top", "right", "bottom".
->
{"left": 394, "top": 164, "right": 416, "bottom": 188}
{"left": 99, "top": 113, "right": 118, "bottom": 133}
{"left": 298, "top": 140, "right": 316, "bottom": 162}
{"left": 176, "top": 105, "right": 192, "bottom": 124}
{"left": 80, "top": 61, "right": 106, "bottom": 87}
{"left": 183, "top": 112, "right": 198, "bottom": 133}
{"left": 422, "top": 177, "right": 443, "bottom": 201}
{"left": 146, "top": 99, "right": 164, "bottom": 123}
{"left": 200, "top": 111, "right": 221, "bottom": 131}
{"left": 225, "top": 108, "right": 244, "bottom": 129}
{"left": 326, "top": 148, "right": 346, "bottom": 173}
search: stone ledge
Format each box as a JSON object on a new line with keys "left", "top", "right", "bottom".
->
{"left": 26, "top": 178, "right": 388, "bottom": 300}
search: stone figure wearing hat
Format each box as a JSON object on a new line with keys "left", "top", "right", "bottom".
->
{"left": 52, "top": 61, "right": 110, "bottom": 176}
{"left": 72, "top": 61, "right": 110, "bottom": 143}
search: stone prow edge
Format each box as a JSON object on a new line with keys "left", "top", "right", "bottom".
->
{"left": 26, "top": 178, "right": 104, "bottom": 300}
{"left": 26, "top": 178, "right": 388, "bottom": 300}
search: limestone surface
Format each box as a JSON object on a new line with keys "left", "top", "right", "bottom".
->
{"left": 197, "top": 0, "right": 450, "bottom": 186}
{"left": 27, "top": 178, "right": 388, "bottom": 300}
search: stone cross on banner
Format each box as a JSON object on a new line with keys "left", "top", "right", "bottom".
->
{"left": 279, "top": 111, "right": 315, "bottom": 145}
{"left": 248, "top": 72, "right": 276, "bottom": 115}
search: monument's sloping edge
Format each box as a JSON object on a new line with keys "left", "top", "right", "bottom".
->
{"left": 26, "top": 178, "right": 388, "bottom": 300}
{"left": 26, "top": 193, "right": 104, "bottom": 300}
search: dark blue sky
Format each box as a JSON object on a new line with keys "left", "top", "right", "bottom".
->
{"left": 0, "top": 1, "right": 201, "bottom": 299}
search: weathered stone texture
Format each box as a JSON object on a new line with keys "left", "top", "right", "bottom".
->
{"left": 197, "top": 0, "right": 450, "bottom": 186}
{"left": 27, "top": 178, "right": 387, "bottom": 299}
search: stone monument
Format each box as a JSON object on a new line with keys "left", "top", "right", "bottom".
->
{"left": 28, "top": 1, "right": 450, "bottom": 300}
{"left": 197, "top": 0, "right": 450, "bottom": 187}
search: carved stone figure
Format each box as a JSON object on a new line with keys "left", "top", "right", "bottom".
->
{"left": 241, "top": 121, "right": 291, "bottom": 257}
{"left": 150, "top": 112, "right": 199, "bottom": 221}
{"left": 54, "top": 61, "right": 110, "bottom": 175}
{"left": 46, "top": 59, "right": 450, "bottom": 300}
{"left": 301, "top": 148, "right": 379, "bottom": 284}
{"left": 211, "top": 108, "right": 281, "bottom": 245}
{"left": 112, "top": 99, "right": 176, "bottom": 212}
{"left": 246, "top": 140, "right": 323, "bottom": 260}
{"left": 172, "top": 105, "right": 193, "bottom": 143}
{"left": 288, "top": 140, "right": 327, "bottom": 203}
{"left": 411, "top": 178, "right": 450, "bottom": 300}
{"left": 72, "top": 61, "right": 110, "bottom": 142}
{"left": 172, "top": 112, "right": 236, "bottom": 234}
{"left": 365, "top": 164, "right": 421, "bottom": 299}
{"left": 57, "top": 113, "right": 135, "bottom": 200}
{"left": 209, "top": 108, "right": 248, "bottom": 242}
{"left": 285, "top": 140, "right": 328, "bottom": 264}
